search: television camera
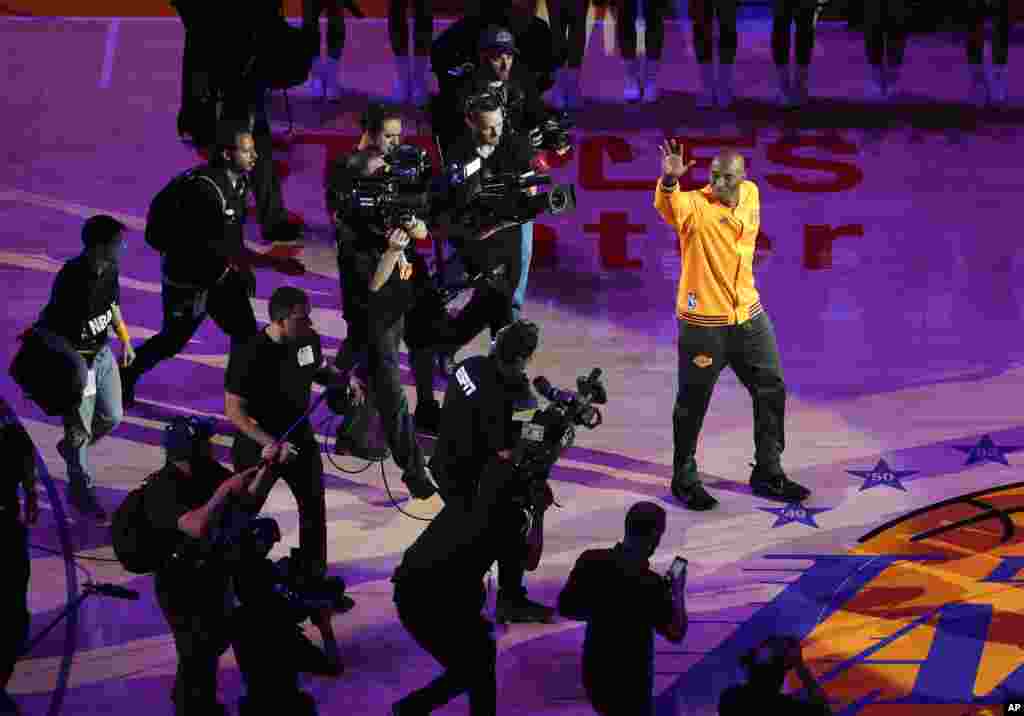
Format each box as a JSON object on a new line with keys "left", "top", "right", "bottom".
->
{"left": 510, "top": 369, "right": 607, "bottom": 516}
{"left": 332, "top": 143, "right": 434, "bottom": 231}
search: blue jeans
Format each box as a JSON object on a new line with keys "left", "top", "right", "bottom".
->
{"left": 512, "top": 222, "right": 534, "bottom": 319}
{"left": 62, "top": 345, "right": 123, "bottom": 490}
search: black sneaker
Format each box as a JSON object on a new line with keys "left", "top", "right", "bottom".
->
{"left": 671, "top": 480, "right": 719, "bottom": 511}
{"left": 496, "top": 596, "right": 556, "bottom": 624}
{"left": 402, "top": 465, "right": 437, "bottom": 500}
{"left": 749, "top": 464, "right": 811, "bottom": 502}
{"left": 414, "top": 399, "right": 441, "bottom": 436}
{"left": 335, "top": 430, "right": 390, "bottom": 461}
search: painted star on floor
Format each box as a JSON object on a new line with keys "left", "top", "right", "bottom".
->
{"left": 758, "top": 503, "right": 833, "bottom": 528}
{"left": 846, "top": 458, "right": 917, "bottom": 492}
{"left": 953, "top": 434, "right": 1024, "bottom": 467}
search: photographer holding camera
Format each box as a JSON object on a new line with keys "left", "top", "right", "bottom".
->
{"left": 558, "top": 501, "right": 688, "bottom": 716}
{"left": 0, "top": 399, "right": 38, "bottom": 716}
{"left": 449, "top": 26, "right": 572, "bottom": 322}
{"left": 145, "top": 415, "right": 322, "bottom": 715}
{"left": 123, "top": 120, "right": 298, "bottom": 408}
{"left": 391, "top": 323, "right": 558, "bottom": 716}
{"left": 430, "top": 92, "right": 533, "bottom": 367}
{"left": 31, "top": 215, "right": 134, "bottom": 523}
{"left": 327, "top": 104, "right": 440, "bottom": 494}
{"left": 427, "top": 320, "right": 555, "bottom": 625}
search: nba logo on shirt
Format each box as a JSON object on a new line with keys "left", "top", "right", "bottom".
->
{"left": 687, "top": 292, "right": 697, "bottom": 311}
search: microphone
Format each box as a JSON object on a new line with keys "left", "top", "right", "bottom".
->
{"left": 86, "top": 583, "right": 140, "bottom": 600}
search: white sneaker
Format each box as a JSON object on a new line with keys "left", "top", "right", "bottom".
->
{"left": 968, "top": 63, "right": 989, "bottom": 108}
{"left": 392, "top": 55, "right": 410, "bottom": 103}
{"left": 410, "top": 55, "right": 429, "bottom": 106}
{"left": 318, "top": 58, "right": 342, "bottom": 102}
{"left": 623, "top": 58, "right": 643, "bottom": 103}
{"left": 565, "top": 67, "right": 583, "bottom": 111}
{"left": 775, "top": 64, "right": 793, "bottom": 107}
{"left": 550, "top": 68, "right": 568, "bottom": 110}
{"left": 865, "top": 64, "right": 886, "bottom": 102}
{"left": 696, "top": 63, "right": 715, "bottom": 108}
{"left": 990, "top": 64, "right": 1008, "bottom": 107}
{"left": 792, "top": 65, "right": 810, "bottom": 106}
{"left": 643, "top": 60, "right": 660, "bottom": 104}
{"left": 717, "top": 63, "right": 735, "bottom": 109}
{"left": 886, "top": 66, "right": 903, "bottom": 101}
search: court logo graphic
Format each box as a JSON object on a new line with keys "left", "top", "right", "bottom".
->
{"left": 954, "top": 435, "right": 1023, "bottom": 466}
{"left": 846, "top": 458, "right": 917, "bottom": 492}
{"left": 758, "top": 502, "right": 832, "bottom": 528}
{"left": 659, "top": 481, "right": 1024, "bottom": 716}
{"left": 687, "top": 291, "right": 697, "bottom": 310}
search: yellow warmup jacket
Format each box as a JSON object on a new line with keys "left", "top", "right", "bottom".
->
{"left": 653, "top": 178, "right": 763, "bottom": 326}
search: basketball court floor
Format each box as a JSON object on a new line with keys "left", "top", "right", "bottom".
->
{"left": 3, "top": 6, "right": 1024, "bottom": 715}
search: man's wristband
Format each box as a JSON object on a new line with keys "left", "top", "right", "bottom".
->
{"left": 661, "top": 176, "right": 678, "bottom": 190}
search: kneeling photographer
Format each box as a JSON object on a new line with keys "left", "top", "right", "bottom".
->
{"left": 393, "top": 321, "right": 608, "bottom": 714}
{"left": 326, "top": 104, "right": 440, "bottom": 493}
{"left": 142, "top": 416, "right": 322, "bottom": 715}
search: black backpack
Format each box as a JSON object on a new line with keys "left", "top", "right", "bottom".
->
{"left": 111, "top": 471, "right": 181, "bottom": 574}
{"left": 145, "top": 168, "right": 226, "bottom": 254}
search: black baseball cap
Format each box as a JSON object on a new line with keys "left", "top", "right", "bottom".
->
{"left": 479, "top": 25, "right": 517, "bottom": 55}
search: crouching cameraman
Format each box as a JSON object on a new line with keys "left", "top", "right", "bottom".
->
{"left": 426, "top": 320, "right": 555, "bottom": 625}
{"left": 144, "top": 415, "right": 322, "bottom": 715}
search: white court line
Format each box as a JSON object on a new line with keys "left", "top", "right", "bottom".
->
{"left": 98, "top": 17, "right": 120, "bottom": 89}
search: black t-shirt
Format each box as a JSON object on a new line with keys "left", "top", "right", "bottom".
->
{"left": 224, "top": 329, "right": 324, "bottom": 438}
{"left": 392, "top": 456, "right": 527, "bottom": 602}
{"left": 431, "top": 355, "right": 519, "bottom": 501}
{"left": 444, "top": 132, "right": 534, "bottom": 276}
{"left": 161, "top": 166, "right": 248, "bottom": 288}
{"left": 557, "top": 545, "right": 675, "bottom": 708}
{"left": 718, "top": 685, "right": 831, "bottom": 716}
{"left": 37, "top": 255, "right": 120, "bottom": 352}
{"left": 0, "top": 414, "right": 36, "bottom": 517}
{"left": 144, "top": 458, "right": 233, "bottom": 563}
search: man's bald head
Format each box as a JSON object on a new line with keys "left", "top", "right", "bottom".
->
{"left": 712, "top": 150, "right": 746, "bottom": 173}
{"left": 709, "top": 151, "right": 746, "bottom": 207}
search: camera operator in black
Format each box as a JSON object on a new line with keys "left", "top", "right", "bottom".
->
{"left": 145, "top": 415, "right": 320, "bottom": 716}
{"left": 171, "top": 0, "right": 303, "bottom": 244}
{"left": 428, "top": 320, "right": 554, "bottom": 624}
{"left": 122, "top": 120, "right": 270, "bottom": 407}
{"left": 35, "top": 215, "right": 134, "bottom": 522}
{"left": 432, "top": 93, "right": 531, "bottom": 359}
{"left": 391, "top": 327, "right": 553, "bottom": 716}
{"left": 0, "top": 399, "right": 38, "bottom": 716}
{"left": 327, "top": 105, "right": 442, "bottom": 488}
{"left": 558, "top": 502, "right": 688, "bottom": 716}
{"left": 431, "top": 0, "right": 560, "bottom": 102}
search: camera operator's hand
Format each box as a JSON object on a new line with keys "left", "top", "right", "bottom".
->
{"left": 267, "top": 441, "right": 299, "bottom": 464}
{"left": 386, "top": 228, "right": 411, "bottom": 253}
{"left": 660, "top": 139, "right": 696, "bottom": 180}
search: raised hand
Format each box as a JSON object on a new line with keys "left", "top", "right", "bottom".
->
{"left": 660, "top": 139, "right": 696, "bottom": 179}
